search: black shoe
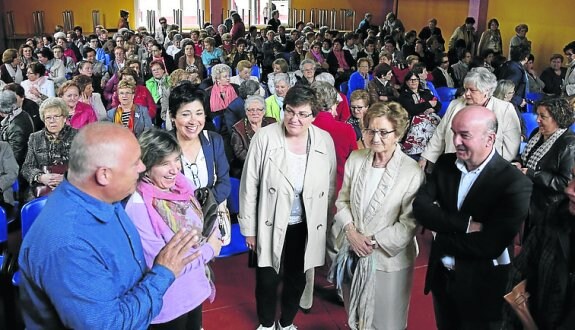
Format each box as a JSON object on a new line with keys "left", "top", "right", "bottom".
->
{"left": 299, "top": 306, "right": 311, "bottom": 314}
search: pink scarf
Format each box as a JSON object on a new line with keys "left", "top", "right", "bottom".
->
{"left": 210, "top": 84, "right": 238, "bottom": 112}
{"left": 333, "top": 50, "right": 350, "bottom": 70}
{"left": 311, "top": 50, "right": 325, "bottom": 64}
{"left": 137, "top": 172, "right": 204, "bottom": 237}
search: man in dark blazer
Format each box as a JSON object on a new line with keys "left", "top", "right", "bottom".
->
{"left": 413, "top": 106, "right": 532, "bottom": 330}
{"left": 498, "top": 45, "right": 530, "bottom": 110}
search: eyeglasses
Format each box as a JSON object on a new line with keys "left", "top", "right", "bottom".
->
{"left": 407, "top": 78, "right": 419, "bottom": 82}
{"left": 363, "top": 129, "right": 396, "bottom": 139}
{"left": 247, "top": 108, "right": 264, "bottom": 113}
{"left": 26, "top": 71, "right": 35, "bottom": 75}
{"left": 44, "top": 115, "right": 63, "bottom": 122}
{"left": 350, "top": 105, "right": 367, "bottom": 111}
{"left": 284, "top": 109, "right": 313, "bottom": 119}
{"left": 118, "top": 91, "right": 134, "bottom": 96}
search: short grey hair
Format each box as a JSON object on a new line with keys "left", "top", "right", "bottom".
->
{"left": 463, "top": 67, "right": 498, "bottom": 97}
{"left": 299, "top": 59, "right": 316, "bottom": 72}
{"left": 211, "top": 63, "right": 232, "bottom": 82}
{"left": 238, "top": 80, "right": 260, "bottom": 98}
{"left": 273, "top": 72, "right": 290, "bottom": 86}
{"left": 0, "top": 90, "right": 18, "bottom": 114}
{"left": 310, "top": 81, "right": 338, "bottom": 110}
{"left": 244, "top": 95, "right": 265, "bottom": 112}
{"left": 314, "top": 72, "right": 335, "bottom": 86}
{"left": 68, "top": 122, "right": 123, "bottom": 182}
{"left": 39, "top": 97, "right": 69, "bottom": 121}
{"left": 138, "top": 129, "right": 181, "bottom": 178}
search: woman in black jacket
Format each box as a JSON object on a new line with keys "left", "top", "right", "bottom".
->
{"left": 516, "top": 98, "right": 575, "bottom": 235}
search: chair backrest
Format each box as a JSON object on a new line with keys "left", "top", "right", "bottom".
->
{"left": 21, "top": 196, "right": 48, "bottom": 237}
{"left": 522, "top": 112, "right": 538, "bottom": 138}
{"left": 426, "top": 81, "right": 440, "bottom": 99}
{"left": 212, "top": 116, "right": 222, "bottom": 132}
{"left": 227, "top": 177, "right": 240, "bottom": 214}
{"left": 0, "top": 207, "right": 7, "bottom": 244}
{"left": 526, "top": 92, "right": 544, "bottom": 113}
{"left": 251, "top": 65, "right": 261, "bottom": 79}
{"left": 435, "top": 87, "right": 458, "bottom": 103}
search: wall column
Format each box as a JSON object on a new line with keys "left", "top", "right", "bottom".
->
{"left": 468, "top": 0, "right": 489, "bottom": 34}
{"left": 210, "top": 0, "right": 224, "bottom": 26}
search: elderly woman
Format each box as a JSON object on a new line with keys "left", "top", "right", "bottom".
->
{"left": 223, "top": 80, "right": 261, "bottom": 136}
{"left": 21, "top": 97, "right": 78, "bottom": 201}
{"left": 296, "top": 59, "right": 316, "bottom": 87}
{"left": 347, "top": 57, "right": 373, "bottom": 99}
{"left": 493, "top": 80, "right": 516, "bottom": 103}
{"left": 330, "top": 102, "right": 424, "bottom": 330}
{"left": 509, "top": 24, "right": 531, "bottom": 57}
{"left": 169, "top": 82, "right": 230, "bottom": 205}
{"left": 230, "top": 60, "right": 265, "bottom": 97}
{"left": 265, "top": 73, "right": 290, "bottom": 122}
{"left": 348, "top": 90, "right": 370, "bottom": 148}
{"left": 540, "top": 54, "right": 566, "bottom": 96}
{"left": 73, "top": 74, "right": 106, "bottom": 120}
{"left": 206, "top": 64, "right": 239, "bottom": 114}
{"left": 420, "top": 67, "right": 522, "bottom": 170}
{"left": 305, "top": 42, "right": 330, "bottom": 72}
{"left": 146, "top": 43, "right": 176, "bottom": 75}
{"left": 368, "top": 63, "right": 398, "bottom": 104}
{"left": 398, "top": 70, "right": 441, "bottom": 157}
{"left": 57, "top": 81, "right": 98, "bottom": 129}
{"left": 239, "top": 85, "right": 336, "bottom": 330}
{"left": 219, "top": 33, "right": 234, "bottom": 64}
{"left": 228, "top": 38, "right": 255, "bottom": 70}
{"left": 21, "top": 63, "right": 55, "bottom": 105}
{"left": 178, "top": 40, "right": 206, "bottom": 79}
{"left": 125, "top": 129, "right": 221, "bottom": 329}
{"left": 230, "top": 95, "right": 276, "bottom": 177}
{"left": 515, "top": 98, "right": 575, "bottom": 234}
{"left": 109, "top": 67, "right": 157, "bottom": 120}
{"left": 107, "top": 80, "right": 152, "bottom": 137}
{"left": 477, "top": 18, "right": 502, "bottom": 56}
{"left": 36, "top": 48, "right": 66, "bottom": 88}
{"left": 315, "top": 72, "right": 352, "bottom": 122}
{"left": 201, "top": 37, "right": 225, "bottom": 69}
{"left": 525, "top": 54, "right": 546, "bottom": 94}
{"left": 145, "top": 60, "right": 171, "bottom": 124}
{"left": 267, "top": 58, "right": 297, "bottom": 96}
{"left": 327, "top": 38, "right": 357, "bottom": 87}
{"left": 1, "top": 49, "right": 23, "bottom": 84}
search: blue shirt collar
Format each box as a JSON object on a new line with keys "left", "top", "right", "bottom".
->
{"left": 60, "top": 180, "right": 123, "bottom": 224}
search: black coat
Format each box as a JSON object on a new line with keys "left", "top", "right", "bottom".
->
{"left": 431, "top": 67, "right": 456, "bottom": 88}
{"left": 1, "top": 110, "right": 35, "bottom": 166}
{"left": 326, "top": 49, "right": 356, "bottom": 77}
{"left": 522, "top": 130, "right": 575, "bottom": 229}
{"left": 414, "top": 152, "right": 533, "bottom": 322}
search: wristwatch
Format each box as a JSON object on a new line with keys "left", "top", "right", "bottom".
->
{"left": 34, "top": 173, "right": 42, "bottom": 183}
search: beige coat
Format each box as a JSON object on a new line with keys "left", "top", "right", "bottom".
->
{"left": 239, "top": 122, "right": 337, "bottom": 273}
{"left": 421, "top": 97, "right": 521, "bottom": 163}
{"left": 333, "top": 147, "right": 424, "bottom": 272}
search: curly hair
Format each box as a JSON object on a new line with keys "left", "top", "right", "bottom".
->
{"left": 536, "top": 97, "right": 575, "bottom": 129}
{"left": 364, "top": 102, "right": 409, "bottom": 140}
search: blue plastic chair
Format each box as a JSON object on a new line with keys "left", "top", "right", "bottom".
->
{"left": 13, "top": 196, "right": 48, "bottom": 286}
{"left": 0, "top": 207, "right": 7, "bottom": 250}
{"left": 435, "top": 87, "right": 458, "bottom": 103}
{"left": 339, "top": 81, "right": 349, "bottom": 95}
{"left": 426, "top": 81, "right": 440, "bottom": 99}
{"left": 522, "top": 112, "right": 539, "bottom": 138}
{"left": 571, "top": 123, "right": 575, "bottom": 133}
{"left": 217, "top": 224, "right": 248, "bottom": 258}
{"left": 227, "top": 177, "right": 240, "bottom": 215}
{"left": 438, "top": 100, "right": 451, "bottom": 118}
{"left": 212, "top": 116, "right": 222, "bottom": 132}
{"left": 251, "top": 65, "right": 261, "bottom": 80}
{"left": 526, "top": 92, "right": 544, "bottom": 113}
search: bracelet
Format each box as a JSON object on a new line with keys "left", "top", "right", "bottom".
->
{"left": 344, "top": 224, "right": 356, "bottom": 234}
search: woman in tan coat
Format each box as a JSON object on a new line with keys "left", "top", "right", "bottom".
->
{"left": 239, "top": 85, "right": 336, "bottom": 330}
{"left": 330, "top": 102, "right": 424, "bottom": 330}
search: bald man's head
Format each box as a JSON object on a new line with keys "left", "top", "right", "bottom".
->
{"left": 451, "top": 106, "right": 498, "bottom": 171}
{"left": 68, "top": 123, "right": 146, "bottom": 202}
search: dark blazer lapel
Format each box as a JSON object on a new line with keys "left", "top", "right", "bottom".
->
{"left": 459, "top": 152, "right": 505, "bottom": 213}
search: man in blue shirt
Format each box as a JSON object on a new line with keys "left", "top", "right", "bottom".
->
{"left": 18, "top": 122, "right": 201, "bottom": 329}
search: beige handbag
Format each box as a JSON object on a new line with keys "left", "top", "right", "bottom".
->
{"left": 503, "top": 280, "right": 538, "bottom": 330}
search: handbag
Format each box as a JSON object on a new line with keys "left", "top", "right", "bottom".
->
{"left": 33, "top": 164, "right": 68, "bottom": 198}
{"left": 402, "top": 112, "right": 441, "bottom": 155}
{"left": 503, "top": 280, "right": 539, "bottom": 330}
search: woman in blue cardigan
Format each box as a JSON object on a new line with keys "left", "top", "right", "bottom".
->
{"left": 346, "top": 57, "right": 373, "bottom": 100}
{"left": 168, "top": 81, "right": 231, "bottom": 204}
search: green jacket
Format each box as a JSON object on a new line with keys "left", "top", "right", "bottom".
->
{"left": 265, "top": 95, "right": 282, "bottom": 122}
{"left": 145, "top": 76, "right": 170, "bottom": 103}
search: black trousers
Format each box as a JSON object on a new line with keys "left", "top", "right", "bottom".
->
{"left": 255, "top": 221, "right": 307, "bottom": 327}
{"left": 432, "top": 266, "right": 502, "bottom": 330}
{"left": 148, "top": 304, "right": 202, "bottom": 330}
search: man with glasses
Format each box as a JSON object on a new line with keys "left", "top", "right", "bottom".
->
{"left": 562, "top": 41, "right": 575, "bottom": 96}
{"left": 432, "top": 53, "right": 455, "bottom": 88}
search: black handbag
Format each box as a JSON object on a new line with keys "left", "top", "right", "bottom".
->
{"left": 194, "top": 187, "right": 219, "bottom": 238}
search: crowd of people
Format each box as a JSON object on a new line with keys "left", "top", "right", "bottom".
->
{"left": 1, "top": 7, "right": 575, "bottom": 330}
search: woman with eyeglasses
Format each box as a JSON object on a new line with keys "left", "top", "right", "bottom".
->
{"left": 21, "top": 62, "right": 55, "bottom": 105}
{"left": 348, "top": 90, "right": 370, "bottom": 149}
{"left": 21, "top": 97, "right": 77, "bottom": 201}
{"left": 230, "top": 95, "right": 276, "bottom": 177}
{"left": 239, "top": 85, "right": 336, "bottom": 330}
{"left": 57, "top": 81, "right": 98, "bottom": 129}
{"left": 329, "top": 102, "right": 424, "bottom": 330}
{"left": 107, "top": 80, "right": 152, "bottom": 137}
{"left": 398, "top": 70, "right": 441, "bottom": 158}
{"left": 169, "top": 82, "right": 230, "bottom": 205}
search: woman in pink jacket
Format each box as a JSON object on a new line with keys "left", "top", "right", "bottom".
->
{"left": 57, "top": 81, "right": 98, "bottom": 129}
